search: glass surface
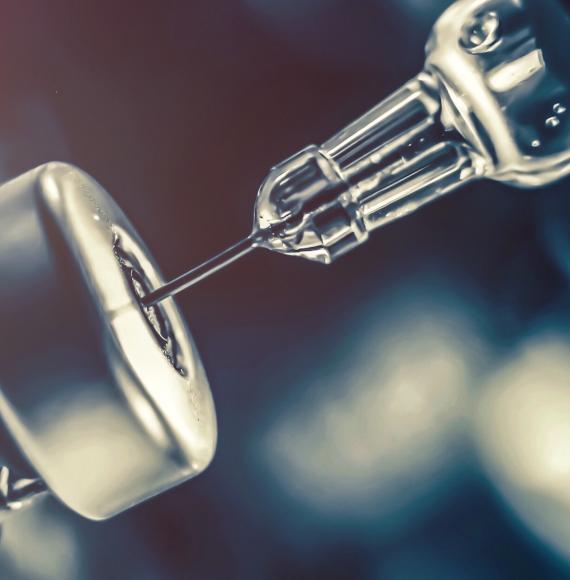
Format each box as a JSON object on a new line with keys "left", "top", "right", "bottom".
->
{"left": 252, "top": 0, "right": 570, "bottom": 264}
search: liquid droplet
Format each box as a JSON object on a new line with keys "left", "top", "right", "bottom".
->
{"left": 553, "top": 103, "right": 567, "bottom": 115}
{"left": 531, "top": 139, "right": 541, "bottom": 148}
{"left": 461, "top": 11, "right": 502, "bottom": 54}
{"left": 546, "top": 116, "right": 561, "bottom": 129}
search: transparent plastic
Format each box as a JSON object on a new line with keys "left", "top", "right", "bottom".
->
{"left": 252, "top": 0, "right": 570, "bottom": 264}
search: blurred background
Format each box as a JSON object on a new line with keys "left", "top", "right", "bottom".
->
{"left": 0, "top": 0, "right": 570, "bottom": 578}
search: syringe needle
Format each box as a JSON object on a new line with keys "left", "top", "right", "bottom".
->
{"left": 142, "top": 236, "right": 257, "bottom": 307}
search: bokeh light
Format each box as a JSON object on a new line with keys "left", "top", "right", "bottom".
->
{"left": 260, "top": 279, "right": 487, "bottom": 528}
{"left": 476, "top": 329, "right": 570, "bottom": 563}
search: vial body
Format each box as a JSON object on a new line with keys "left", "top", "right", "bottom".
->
{"left": 0, "top": 163, "right": 217, "bottom": 520}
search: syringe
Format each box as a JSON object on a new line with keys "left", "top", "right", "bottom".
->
{"left": 143, "top": 0, "right": 570, "bottom": 308}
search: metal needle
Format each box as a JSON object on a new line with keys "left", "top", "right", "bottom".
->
{"left": 142, "top": 236, "right": 257, "bottom": 307}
